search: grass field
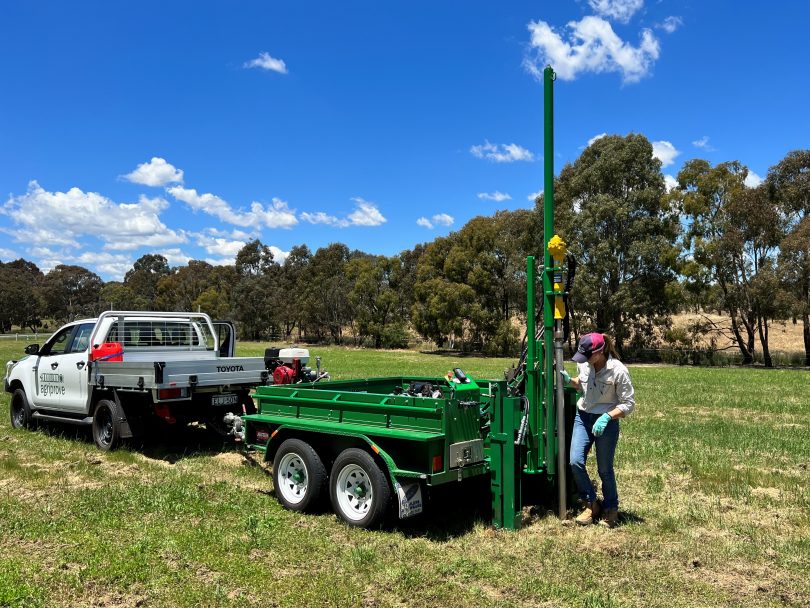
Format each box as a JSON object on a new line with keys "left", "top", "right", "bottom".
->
{"left": 0, "top": 341, "right": 808, "bottom": 607}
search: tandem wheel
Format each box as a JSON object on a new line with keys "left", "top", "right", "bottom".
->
{"left": 329, "top": 448, "right": 391, "bottom": 529}
{"left": 272, "top": 438, "right": 328, "bottom": 512}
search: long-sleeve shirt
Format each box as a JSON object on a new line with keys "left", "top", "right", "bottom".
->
{"left": 575, "top": 355, "right": 636, "bottom": 416}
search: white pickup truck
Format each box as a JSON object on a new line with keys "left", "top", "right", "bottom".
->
{"left": 4, "top": 311, "right": 322, "bottom": 450}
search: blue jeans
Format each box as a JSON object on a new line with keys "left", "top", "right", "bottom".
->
{"left": 569, "top": 410, "right": 620, "bottom": 510}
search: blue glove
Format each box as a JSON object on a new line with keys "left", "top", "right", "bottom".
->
{"left": 560, "top": 370, "right": 572, "bottom": 385}
{"left": 592, "top": 413, "right": 612, "bottom": 437}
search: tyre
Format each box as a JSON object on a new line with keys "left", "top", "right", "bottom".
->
{"left": 10, "top": 388, "right": 36, "bottom": 430}
{"left": 329, "top": 448, "right": 391, "bottom": 528}
{"left": 92, "top": 399, "right": 122, "bottom": 451}
{"left": 272, "top": 438, "right": 327, "bottom": 512}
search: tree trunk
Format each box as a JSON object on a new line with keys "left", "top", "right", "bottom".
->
{"left": 757, "top": 315, "right": 772, "bottom": 368}
{"left": 729, "top": 311, "right": 753, "bottom": 364}
{"left": 803, "top": 312, "right": 810, "bottom": 367}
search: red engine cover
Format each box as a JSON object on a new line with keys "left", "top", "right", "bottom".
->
{"left": 272, "top": 365, "right": 296, "bottom": 385}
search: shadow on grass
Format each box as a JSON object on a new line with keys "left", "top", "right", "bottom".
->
{"left": 392, "top": 477, "right": 492, "bottom": 541}
{"left": 31, "top": 418, "right": 234, "bottom": 464}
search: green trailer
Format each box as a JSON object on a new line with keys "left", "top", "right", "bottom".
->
{"left": 242, "top": 66, "right": 574, "bottom": 529}
{"left": 244, "top": 372, "right": 577, "bottom": 528}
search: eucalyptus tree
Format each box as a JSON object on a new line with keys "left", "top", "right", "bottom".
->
{"left": 550, "top": 134, "right": 681, "bottom": 353}
{"left": 768, "top": 150, "right": 810, "bottom": 365}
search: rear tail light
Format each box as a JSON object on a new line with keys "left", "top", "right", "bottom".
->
{"left": 158, "top": 388, "right": 182, "bottom": 400}
{"left": 432, "top": 454, "right": 443, "bottom": 473}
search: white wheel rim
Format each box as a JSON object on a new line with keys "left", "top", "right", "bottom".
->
{"left": 335, "top": 463, "right": 373, "bottom": 522}
{"left": 277, "top": 452, "right": 309, "bottom": 505}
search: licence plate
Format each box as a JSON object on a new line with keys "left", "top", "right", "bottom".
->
{"left": 211, "top": 394, "right": 239, "bottom": 407}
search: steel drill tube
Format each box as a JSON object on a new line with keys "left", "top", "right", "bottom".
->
{"left": 554, "top": 323, "right": 567, "bottom": 519}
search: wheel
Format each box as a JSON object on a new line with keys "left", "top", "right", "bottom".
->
{"left": 10, "top": 388, "right": 36, "bottom": 430}
{"left": 92, "top": 400, "right": 122, "bottom": 451}
{"left": 272, "top": 438, "right": 327, "bottom": 512}
{"left": 329, "top": 448, "right": 391, "bottom": 528}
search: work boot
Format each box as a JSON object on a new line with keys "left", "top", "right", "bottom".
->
{"left": 599, "top": 508, "right": 619, "bottom": 529}
{"left": 575, "top": 500, "right": 601, "bottom": 526}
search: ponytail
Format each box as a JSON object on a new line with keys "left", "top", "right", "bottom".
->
{"left": 602, "top": 334, "right": 620, "bottom": 360}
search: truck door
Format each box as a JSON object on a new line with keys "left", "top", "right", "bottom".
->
{"left": 60, "top": 322, "right": 96, "bottom": 413}
{"left": 213, "top": 322, "right": 236, "bottom": 358}
{"left": 33, "top": 324, "right": 77, "bottom": 410}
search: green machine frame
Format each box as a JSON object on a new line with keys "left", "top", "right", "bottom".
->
{"left": 489, "top": 65, "right": 575, "bottom": 530}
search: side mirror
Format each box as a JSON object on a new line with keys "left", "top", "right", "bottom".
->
{"left": 25, "top": 344, "right": 40, "bottom": 355}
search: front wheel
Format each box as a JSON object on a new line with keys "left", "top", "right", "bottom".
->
{"left": 272, "top": 438, "right": 327, "bottom": 512}
{"left": 10, "top": 388, "right": 36, "bottom": 430}
{"left": 92, "top": 400, "right": 122, "bottom": 451}
{"left": 330, "top": 448, "right": 391, "bottom": 528}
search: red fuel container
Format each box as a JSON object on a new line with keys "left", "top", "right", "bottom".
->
{"left": 90, "top": 342, "right": 124, "bottom": 362}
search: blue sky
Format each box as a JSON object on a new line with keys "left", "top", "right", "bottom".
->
{"left": 1, "top": 1, "right": 808, "bottom": 280}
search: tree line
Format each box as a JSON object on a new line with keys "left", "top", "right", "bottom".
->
{"left": 1, "top": 136, "right": 808, "bottom": 367}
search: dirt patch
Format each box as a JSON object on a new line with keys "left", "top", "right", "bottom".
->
{"left": 73, "top": 585, "right": 148, "bottom": 608}
{"left": 751, "top": 487, "right": 782, "bottom": 500}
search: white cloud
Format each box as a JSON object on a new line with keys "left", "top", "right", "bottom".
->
{"left": 75, "top": 252, "right": 134, "bottom": 280}
{"left": 300, "top": 211, "right": 348, "bottom": 227}
{"left": 527, "top": 189, "right": 544, "bottom": 201}
{"left": 167, "top": 186, "right": 298, "bottom": 229}
{"left": 525, "top": 16, "right": 660, "bottom": 83}
{"left": 744, "top": 170, "right": 763, "bottom": 188}
{"left": 477, "top": 191, "right": 512, "bottom": 202}
{"left": 588, "top": 132, "right": 608, "bottom": 147}
{"left": 301, "top": 198, "right": 387, "bottom": 228}
{"left": 416, "top": 214, "right": 454, "bottom": 229}
{"left": 269, "top": 246, "right": 289, "bottom": 264}
{"left": 659, "top": 16, "right": 683, "bottom": 34}
{"left": 0, "top": 247, "right": 19, "bottom": 261}
{"left": 348, "top": 198, "right": 387, "bottom": 226}
{"left": 157, "top": 248, "right": 193, "bottom": 266}
{"left": 692, "top": 135, "right": 715, "bottom": 151}
{"left": 3, "top": 182, "right": 185, "bottom": 250}
{"left": 204, "top": 257, "right": 237, "bottom": 267}
{"left": 244, "top": 52, "right": 288, "bottom": 74}
{"left": 588, "top": 0, "right": 644, "bottom": 24}
{"left": 202, "top": 227, "right": 255, "bottom": 241}
{"left": 122, "top": 157, "right": 184, "bottom": 187}
{"left": 195, "top": 234, "right": 246, "bottom": 257}
{"left": 470, "top": 140, "right": 535, "bottom": 163}
{"left": 664, "top": 174, "right": 678, "bottom": 192}
{"left": 652, "top": 140, "right": 679, "bottom": 168}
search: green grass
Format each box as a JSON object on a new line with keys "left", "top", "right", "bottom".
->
{"left": 0, "top": 340, "right": 808, "bottom": 607}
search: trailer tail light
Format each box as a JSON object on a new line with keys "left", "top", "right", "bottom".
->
{"left": 255, "top": 427, "right": 270, "bottom": 442}
{"left": 158, "top": 388, "right": 182, "bottom": 400}
{"left": 432, "top": 454, "right": 443, "bottom": 473}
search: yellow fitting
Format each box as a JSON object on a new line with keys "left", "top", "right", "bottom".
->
{"left": 547, "top": 234, "right": 567, "bottom": 260}
{"left": 548, "top": 234, "right": 567, "bottom": 320}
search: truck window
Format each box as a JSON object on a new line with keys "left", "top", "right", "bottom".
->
{"left": 105, "top": 321, "right": 207, "bottom": 348}
{"left": 67, "top": 323, "right": 95, "bottom": 354}
{"left": 41, "top": 325, "right": 75, "bottom": 356}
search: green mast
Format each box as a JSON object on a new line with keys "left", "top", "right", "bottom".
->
{"left": 543, "top": 65, "right": 556, "bottom": 477}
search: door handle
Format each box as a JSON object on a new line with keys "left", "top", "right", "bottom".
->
{"left": 76, "top": 361, "right": 86, "bottom": 370}
{"left": 51, "top": 362, "right": 59, "bottom": 370}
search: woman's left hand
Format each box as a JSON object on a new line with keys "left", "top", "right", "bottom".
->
{"left": 592, "top": 413, "right": 612, "bottom": 437}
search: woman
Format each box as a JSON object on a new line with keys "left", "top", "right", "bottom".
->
{"left": 561, "top": 332, "right": 635, "bottom": 527}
